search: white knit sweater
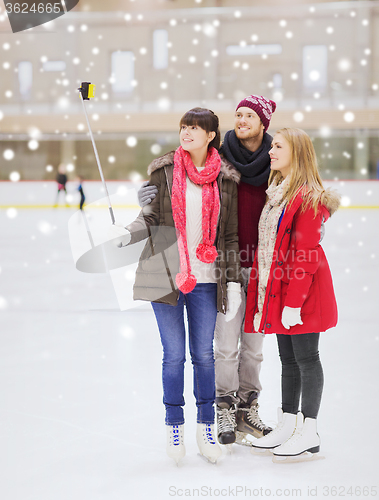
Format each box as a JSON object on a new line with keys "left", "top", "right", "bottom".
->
{"left": 185, "top": 175, "right": 218, "bottom": 283}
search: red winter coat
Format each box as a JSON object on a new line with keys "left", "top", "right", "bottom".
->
{"left": 244, "top": 188, "right": 340, "bottom": 335}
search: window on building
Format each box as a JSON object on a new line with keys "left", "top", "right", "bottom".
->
{"left": 43, "top": 61, "right": 66, "bottom": 72}
{"left": 303, "top": 45, "right": 328, "bottom": 89}
{"left": 18, "top": 61, "right": 33, "bottom": 99}
{"left": 111, "top": 51, "right": 134, "bottom": 93}
{"left": 226, "top": 44, "right": 282, "bottom": 56}
{"left": 153, "top": 29, "right": 168, "bottom": 69}
{"left": 273, "top": 73, "right": 282, "bottom": 89}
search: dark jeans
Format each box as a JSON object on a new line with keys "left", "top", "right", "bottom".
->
{"left": 276, "top": 333, "right": 324, "bottom": 419}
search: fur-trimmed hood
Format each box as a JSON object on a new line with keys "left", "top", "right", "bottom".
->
{"left": 321, "top": 188, "right": 341, "bottom": 217}
{"left": 297, "top": 185, "right": 341, "bottom": 219}
{"left": 147, "top": 150, "right": 241, "bottom": 184}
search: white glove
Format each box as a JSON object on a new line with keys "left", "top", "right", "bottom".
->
{"left": 281, "top": 306, "right": 303, "bottom": 330}
{"left": 108, "top": 224, "right": 131, "bottom": 247}
{"left": 224, "top": 282, "right": 242, "bottom": 323}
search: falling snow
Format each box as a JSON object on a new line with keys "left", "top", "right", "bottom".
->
{"left": 0, "top": 4, "right": 378, "bottom": 494}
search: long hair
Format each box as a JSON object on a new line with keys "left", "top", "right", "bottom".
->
{"left": 179, "top": 107, "right": 221, "bottom": 150}
{"left": 269, "top": 127, "right": 327, "bottom": 214}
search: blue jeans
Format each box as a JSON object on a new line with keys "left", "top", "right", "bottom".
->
{"left": 151, "top": 283, "right": 218, "bottom": 425}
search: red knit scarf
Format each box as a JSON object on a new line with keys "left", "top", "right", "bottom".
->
{"left": 172, "top": 146, "right": 221, "bottom": 294}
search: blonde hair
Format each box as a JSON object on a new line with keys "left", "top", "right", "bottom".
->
{"left": 269, "top": 127, "right": 326, "bottom": 214}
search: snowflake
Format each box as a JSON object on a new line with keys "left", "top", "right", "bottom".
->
{"left": 9, "top": 171, "right": 20, "bottom": 182}
{"left": 6, "top": 208, "right": 17, "bottom": 219}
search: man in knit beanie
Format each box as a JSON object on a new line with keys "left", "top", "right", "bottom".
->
{"left": 137, "top": 94, "right": 276, "bottom": 447}
{"left": 214, "top": 95, "right": 276, "bottom": 446}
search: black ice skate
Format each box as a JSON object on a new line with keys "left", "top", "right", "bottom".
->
{"left": 236, "top": 393, "right": 272, "bottom": 445}
{"left": 216, "top": 396, "right": 237, "bottom": 445}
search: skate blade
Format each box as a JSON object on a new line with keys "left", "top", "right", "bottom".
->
{"left": 197, "top": 452, "right": 219, "bottom": 465}
{"left": 235, "top": 431, "right": 254, "bottom": 447}
{"left": 167, "top": 455, "right": 184, "bottom": 466}
{"left": 272, "top": 452, "right": 325, "bottom": 464}
{"left": 250, "top": 446, "right": 273, "bottom": 457}
{"left": 174, "top": 457, "right": 184, "bottom": 467}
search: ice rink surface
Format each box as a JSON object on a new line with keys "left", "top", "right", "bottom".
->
{"left": 0, "top": 203, "right": 378, "bottom": 500}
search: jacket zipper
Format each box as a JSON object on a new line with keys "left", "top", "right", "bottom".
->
{"left": 261, "top": 226, "right": 286, "bottom": 334}
{"left": 260, "top": 199, "right": 302, "bottom": 333}
{"left": 162, "top": 166, "right": 177, "bottom": 296}
{"left": 164, "top": 166, "right": 172, "bottom": 199}
{"left": 217, "top": 175, "right": 226, "bottom": 313}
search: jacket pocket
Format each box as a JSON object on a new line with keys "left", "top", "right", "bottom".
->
{"left": 300, "top": 277, "right": 316, "bottom": 315}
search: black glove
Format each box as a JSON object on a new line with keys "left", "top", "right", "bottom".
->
{"left": 138, "top": 181, "right": 158, "bottom": 207}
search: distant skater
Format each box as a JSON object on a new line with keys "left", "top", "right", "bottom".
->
{"left": 77, "top": 176, "right": 86, "bottom": 210}
{"left": 54, "top": 164, "right": 69, "bottom": 207}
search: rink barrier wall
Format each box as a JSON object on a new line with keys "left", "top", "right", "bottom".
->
{"left": 0, "top": 180, "right": 378, "bottom": 209}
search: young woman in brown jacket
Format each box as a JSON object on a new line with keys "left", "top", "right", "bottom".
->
{"left": 110, "top": 108, "right": 241, "bottom": 464}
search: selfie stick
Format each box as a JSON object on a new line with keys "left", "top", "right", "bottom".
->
{"left": 78, "top": 82, "right": 116, "bottom": 225}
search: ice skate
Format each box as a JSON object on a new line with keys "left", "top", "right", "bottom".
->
{"left": 166, "top": 424, "right": 185, "bottom": 465}
{"left": 216, "top": 396, "right": 236, "bottom": 446}
{"left": 236, "top": 393, "right": 273, "bottom": 446}
{"left": 196, "top": 423, "right": 222, "bottom": 464}
{"left": 272, "top": 413, "right": 325, "bottom": 464}
{"left": 251, "top": 408, "right": 296, "bottom": 456}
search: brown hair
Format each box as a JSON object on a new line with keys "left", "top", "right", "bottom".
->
{"left": 179, "top": 107, "right": 221, "bottom": 150}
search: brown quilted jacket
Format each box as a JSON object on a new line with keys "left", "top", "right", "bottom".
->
{"left": 126, "top": 150, "right": 241, "bottom": 313}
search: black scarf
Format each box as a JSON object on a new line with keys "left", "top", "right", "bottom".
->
{"left": 220, "top": 130, "right": 272, "bottom": 187}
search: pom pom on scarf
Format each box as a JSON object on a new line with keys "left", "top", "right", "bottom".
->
{"left": 176, "top": 272, "right": 197, "bottom": 294}
{"left": 196, "top": 243, "right": 218, "bottom": 264}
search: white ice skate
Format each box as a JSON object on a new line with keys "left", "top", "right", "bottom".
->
{"left": 272, "top": 413, "right": 325, "bottom": 464}
{"left": 166, "top": 424, "right": 185, "bottom": 465}
{"left": 251, "top": 408, "right": 296, "bottom": 456}
{"left": 196, "top": 423, "right": 222, "bottom": 464}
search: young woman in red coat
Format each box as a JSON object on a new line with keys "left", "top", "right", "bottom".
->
{"left": 244, "top": 127, "right": 340, "bottom": 463}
